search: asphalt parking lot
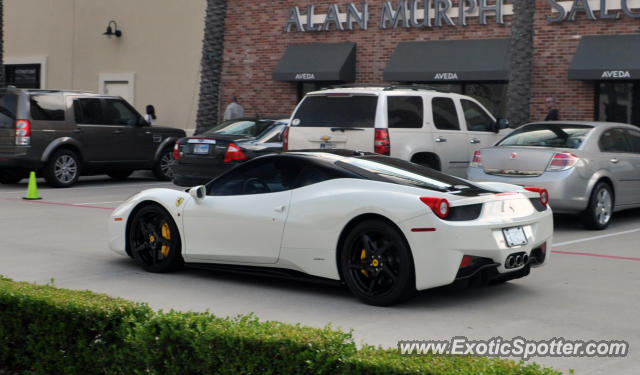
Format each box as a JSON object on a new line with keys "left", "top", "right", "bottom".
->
{"left": 1, "top": 174, "right": 638, "bottom": 374}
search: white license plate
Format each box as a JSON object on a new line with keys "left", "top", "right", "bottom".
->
{"left": 320, "top": 142, "right": 337, "bottom": 150}
{"left": 503, "top": 226, "right": 528, "bottom": 247}
{"left": 193, "top": 144, "right": 209, "bottom": 154}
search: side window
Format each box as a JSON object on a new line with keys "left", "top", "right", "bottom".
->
{"left": 387, "top": 96, "right": 423, "bottom": 128}
{"left": 599, "top": 129, "right": 632, "bottom": 153}
{"left": 73, "top": 98, "right": 103, "bottom": 124}
{"left": 461, "top": 99, "right": 494, "bottom": 132}
{"left": 103, "top": 99, "right": 141, "bottom": 126}
{"left": 626, "top": 129, "right": 640, "bottom": 153}
{"left": 208, "top": 158, "right": 301, "bottom": 196}
{"left": 293, "top": 165, "right": 335, "bottom": 188}
{"left": 30, "top": 94, "right": 66, "bottom": 121}
{"left": 432, "top": 97, "right": 460, "bottom": 131}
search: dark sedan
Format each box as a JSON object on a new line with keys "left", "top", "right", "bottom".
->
{"left": 171, "top": 118, "right": 288, "bottom": 186}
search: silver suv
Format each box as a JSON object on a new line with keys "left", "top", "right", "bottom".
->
{"left": 285, "top": 85, "right": 509, "bottom": 177}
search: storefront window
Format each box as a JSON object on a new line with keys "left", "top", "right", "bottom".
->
{"left": 4, "top": 64, "right": 41, "bottom": 89}
{"left": 596, "top": 82, "right": 640, "bottom": 127}
{"left": 421, "top": 82, "right": 507, "bottom": 118}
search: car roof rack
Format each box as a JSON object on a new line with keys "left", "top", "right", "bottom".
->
{"left": 326, "top": 83, "right": 447, "bottom": 93}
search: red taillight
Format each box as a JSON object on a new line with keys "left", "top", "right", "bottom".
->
{"left": 374, "top": 129, "right": 390, "bottom": 155}
{"left": 525, "top": 186, "right": 549, "bottom": 206}
{"left": 460, "top": 256, "right": 473, "bottom": 268}
{"left": 471, "top": 150, "right": 482, "bottom": 167}
{"left": 15, "top": 120, "right": 31, "bottom": 146}
{"left": 173, "top": 141, "right": 180, "bottom": 160}
{"left": 546, "top": 152, "right": 578, "bottom": 171}
{"left": 282, "top": 127, "right": 289, "bottom": 152}
{"left": 419, "top": 197, "right": 450, "bottom": 219}
{"left": 224, "top": 143, "right": 247, "bottom": 163}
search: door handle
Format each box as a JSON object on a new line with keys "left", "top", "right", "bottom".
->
{"left": 73, "top": 129, "right": 84, "bottom": 134}
{"left": 435, "top": 137, "right": 447, "bottom": 143}
{"left": 274, "top": 205, "right": 286, "bottom": 213}
{"left": 113, "top": 130, "right": 123, "bottom": 134}
{"left": 610, "top": 158, "right": 620, "bottom": 164}
{"left": 470, "top": 138, "right": 481, "bottom": 144}
{"left": 145, "top": 131, "right": 152, "bottom": 135}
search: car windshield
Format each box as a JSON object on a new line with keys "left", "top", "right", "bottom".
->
{"left": 202, "top": 120, "right": 274, "bottom": 138}
{"left": 338, "top": 156, "right": 473, "bottom": 192}
{"left": 497, "top": 124, "right": 594, "bottom": 149}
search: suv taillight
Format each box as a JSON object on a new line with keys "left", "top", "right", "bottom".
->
{"left": 282, "top": 127, "right": 289, "bottom": 152}
{"left": 546, "top": 152, "right": 578, "bottom": 171}
{"left": 374, "top": 129, "right": 390, "bottom": 155}
{"left": 224, "top": 143, "right": 247, "bottom": 163}
{"left": 15, "top": 120, "right": 31, "bottom": 146}
{"left": 471, "top": 150, "right": 482, "bottom": 167}
{"left": 173, "top": 141, "right": 181, "bottom": 160}
{"left": 419, "top": 197, "right": 450, "bottom": 219}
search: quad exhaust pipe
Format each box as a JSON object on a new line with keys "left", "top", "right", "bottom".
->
{"left": 505, "top": 253, "right": 529, "bottom": 269}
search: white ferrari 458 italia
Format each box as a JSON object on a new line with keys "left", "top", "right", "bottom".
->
{"left": 109, "top": 151, "right": 553, "bottom": 306}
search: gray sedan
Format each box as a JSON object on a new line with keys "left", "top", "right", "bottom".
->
{"left": 467, "top": 121, "right": 640, "bottom": 230}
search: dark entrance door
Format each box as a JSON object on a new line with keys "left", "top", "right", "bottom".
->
{"left": 596, "top": 81, "right": 640, "bottom": 127}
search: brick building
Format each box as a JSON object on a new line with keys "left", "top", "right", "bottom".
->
{"left": 220, "top": 0, "right": 640, "bottom": 126}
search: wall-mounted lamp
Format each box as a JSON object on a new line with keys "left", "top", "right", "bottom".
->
{"left": 103, "top": 20, "right": 122, "bottom": 38}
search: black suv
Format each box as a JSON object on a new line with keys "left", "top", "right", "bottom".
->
{"left": 0, "top": 87, "right": 185, "bottom": 187}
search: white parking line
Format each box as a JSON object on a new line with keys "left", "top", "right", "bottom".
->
{"left": 553, "top": 228, "right": 640, "bottom": 247}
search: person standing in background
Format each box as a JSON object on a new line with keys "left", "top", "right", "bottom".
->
{"left": 145, "top": 105, "right": 157, "bottom": 125}
{"left": 223, "top": 96, "right": 244, "bottom": 120}
{"left": 544, "top": 97, "right": 559, "bottom": 121}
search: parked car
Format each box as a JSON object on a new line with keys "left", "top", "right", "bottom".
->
{"left": 285, "top": 85, "right": 510, "bottom": 178}
{"left": 109, "top": 150, "right": 553, "bottom": 306}
{"left": 0, "top": 87, "right": 185, "bottom": 187}
{"left": 467, "top": 121, "right": 640, "bottom": 230}
{"left": 171, "top": 118, "right": 288, "bottom": 186}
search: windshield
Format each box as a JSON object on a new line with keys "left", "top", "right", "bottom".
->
{"left": 497, "top": 124, "right": 593, "bottom": 149}
{"left": 294, "top": 95, "right": 377, "bottom": 128}
{"left": 338, "top": 156, "right": 475, "bottom": 192}
{"left": 203, "top": 120, "right": 274, "bottom": 138}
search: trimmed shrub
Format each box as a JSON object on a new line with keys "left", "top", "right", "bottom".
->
{"left": 0, "top": 277, "right": 562, "bottom": 375}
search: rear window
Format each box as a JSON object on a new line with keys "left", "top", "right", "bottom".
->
{"left": 30, "top": 94, "right": 65, "bottom": 121}
{"left": 293, "top": 95, "right": 377, "bottom": 128}
{"left": 0, "top": 94, "right": 18, "bottom": 128}
{"left": 337, "top": 156, "right": 477, "bottom": 192}
{"left": 202, "top": 120, "right": 274, "bottom": 138}
{"left": 497, "top": 124, "right": 593, "bottom": 149}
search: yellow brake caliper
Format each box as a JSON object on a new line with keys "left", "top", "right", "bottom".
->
{"left": 360, "top": 249, "right": 369, "bottom": 278}
{"left": 161, "top": 222, "right": 171, "bottom": 257}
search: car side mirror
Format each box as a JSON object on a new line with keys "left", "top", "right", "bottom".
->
{"left": 492, "top": 118, "right": 509, "bottom": 133}
{"left": 189, "top": 185, "right": 206, "bottom": 201}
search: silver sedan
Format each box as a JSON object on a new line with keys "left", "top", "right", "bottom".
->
{"left": 467, "top": 121, "right": 640, "bottom": 230}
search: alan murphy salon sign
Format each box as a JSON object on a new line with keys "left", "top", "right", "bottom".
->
{"left": 284, "top": 0, "right": 640, "bottom": 32}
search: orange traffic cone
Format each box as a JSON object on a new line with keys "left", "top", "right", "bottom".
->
{"left": 23, "top": 171, "right": 42, "bottom": 200}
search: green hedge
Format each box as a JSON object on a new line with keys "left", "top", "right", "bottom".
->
{"left": 0, "top": 277, "right": 562, "bottom": 375}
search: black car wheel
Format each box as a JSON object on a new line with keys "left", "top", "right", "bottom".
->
{"left": 0, "top": 169, "right": 27, "bottom": 184}
{"left": 43, "top": 149, "right": 80, "bottom": 188}
{"left": 107, "top": 170, "right": 133, "bottom": 180}
{"left": 128, "top": 205, "right": 183, "bottom": 273}
{"left": 340, "top": 219, "right": 415, "bottom": 306}
{"left": 153, "top": 149, "right": 173, "bottom": 181}
{"left": 582, "top": 182, "right": 614, "bottom": 230}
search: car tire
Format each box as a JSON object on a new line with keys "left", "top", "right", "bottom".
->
{"left": 153, "top": 149, "right": 173, "bottom": 181}
{"left": 43, "top": 149, "right": 80, "bottom": 188}
{"left": 107, "top": 170, "right": 133, "bottom": 180}
{"left": 0, "top": 169, "right": 27, "bottom": 184}
{"left": 128, "top": 204, "right": 183, "bottom": 273}
{"left": 582, "top": 182, "right": 614, "bottom": 230}
{"left": 340, "top": 219, "right": 415, "bottom": 306}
